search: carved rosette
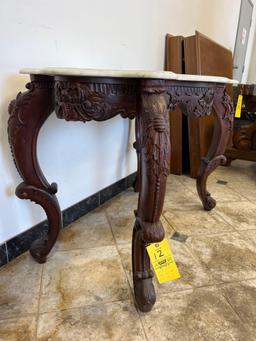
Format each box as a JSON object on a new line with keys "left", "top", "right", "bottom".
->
{"left": 55, "top": 81, "right": 137, "bottom": 122}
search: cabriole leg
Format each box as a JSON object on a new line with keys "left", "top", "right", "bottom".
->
{"left": 133, "top": 117, "right": 141, "bottom": 192}
{"left": 8, "top": 77, "right": 62, "bottom": 263}
{"left": 132, "top": 85, "right": 170, "bottom": 312}
{"left": 196, "top": 88, "right": 233, "bottom": 211}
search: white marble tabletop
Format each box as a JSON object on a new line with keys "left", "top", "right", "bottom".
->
{"left": 20, "top": 67, "right": 238, "bottom": 84}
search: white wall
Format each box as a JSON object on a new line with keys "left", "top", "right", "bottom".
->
{"left": 196, "top": 0, "right": 241, "bottom": 51}
{"left": 0, "top": 0, "right": 244, "bottom": 245}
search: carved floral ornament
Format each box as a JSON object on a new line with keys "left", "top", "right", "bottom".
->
{"left": 8, "top": 80, "right": 232, "bottom": 131}
{"left": 54, "top": 80, "right": 137, "bottom": 122}
{"left": 168, "top": 87, "right": 215, "bottom": 117}
{"left": 54, "top": 80, "right": 225, "bottom": 123}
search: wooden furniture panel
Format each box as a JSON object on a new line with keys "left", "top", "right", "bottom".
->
{"left": 165, "top": 34, "right": 184, "bottom": 174}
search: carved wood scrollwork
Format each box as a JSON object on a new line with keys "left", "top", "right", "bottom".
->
{"left": 167, "top": 86, "right": 215, "bottom": 117}
{"left": 196, "top": 86, "right": 234, "bottom": 211}
{"left": 8, "top": 87, "right": 34, "bottom": 180}
{"left": 233, "top": 122, "right": 256, "bottom": 150}
{"left": 215, "top": 87, "right": 234, "bottom": 132}
{"left": 55, "top": 81, "right": 137, "bottom": 122}
{"left": 8, "top": 81, "right": 55, "bottom": 192}
{"left": 8, "top": 79, "right": 62, "bottom": 263}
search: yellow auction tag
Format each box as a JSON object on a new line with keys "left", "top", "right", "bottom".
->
{"left": 146, "top": 239, "right": 180, "bottom": 284}
{"left": 235, "top": 94, "right": 243, "bottom": 118}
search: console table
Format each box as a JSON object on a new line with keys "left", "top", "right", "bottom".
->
{"left": 8, "top": 67, "right": 236, "bottom": 312}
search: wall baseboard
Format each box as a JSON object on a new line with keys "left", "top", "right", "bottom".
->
{"left": 0, "top": 172, "right": 136, "bottom": 268}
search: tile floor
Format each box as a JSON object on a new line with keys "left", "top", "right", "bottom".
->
{"left": 0, "top": 160, "right": 256, "bottom": 340}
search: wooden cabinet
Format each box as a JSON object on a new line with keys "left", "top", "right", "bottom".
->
{"left": 166, "top": 31, "right": 233, "bottom": 177}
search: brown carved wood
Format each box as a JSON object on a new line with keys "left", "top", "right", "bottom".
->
{"left": 225, "top": 84, "right": 256, "bottom": 164}
{"left": 132, "top": 82, "right": 169, "bottom": 312}
{"left": 184, "top": 31, "right": 233, "bottom": 178}
{"left": 165, "top": 34, "right": 184, "bottom": 174}
{"left": 196, "top": 88, "right": 233, "bottom": 210}
{"left": 8, "top": 76, "right": 62, "bottom": 263}
{"left": 8, "top": 74, "right": 231, "bottom": 312}
{"left": 166, "top": 31, "right": 233, "bottom": 178}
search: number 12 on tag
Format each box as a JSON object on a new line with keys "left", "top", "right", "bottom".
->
{"left": 146, "top": 238, "right": 181, "bottom": 284}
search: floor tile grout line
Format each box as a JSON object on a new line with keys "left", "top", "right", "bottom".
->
{"left": 34, "top": 262, "right": 45, "bottom": 340}
{"left": 154, "top": 275, "right": 256, "bottom": 300}
{"left": 47, "top": 243, "right": 121, "bottom": 256}
{"left": 4, "top": 275, "right": 255, "bottom": 324}
{"left": 220, "top": 290, "right": 247, "bottom": 324}
{"left": 161, "top": 213, "right": 176, "bottom": 233}
{"left": 161, "top": 214, "right": 240, "bottom": 238}
{"left": 233, "top": 229, "right": 256, "bottom": 249}
{"left": 177, "top": 231, "right": 256, "bottom": 286}
{"left": 0, "top": 312, "right": 39, "bottom": 323}
{"left": 161, "top": 212, "right": 178, "bottom": 233}
{"left": 176, "top": 170, "right": 254, "bottom": 203}
{"left": 172, "top": 175, "right": 203, "bottom": 195}
{"left": 104, "top": 207, "right": 150, "bottom": 341}
{"left": 137, "top": 311, "right": 149, "bottom": 341}
{"left": 36, "top": 297, "right": 137, "bottom": 317}
{"left": 162, "top": 201, "right": 240, "bottom": 236}
{"left": 214, "top": 202, "right": 256, "bottom": 230}
{"left": 104, "top": 208, "right": 135, "bottom": 298}
{"left": 225, "top": 180, "right": 256, "bottom": 203}
{"left": 165, "top": 228, "right": 240, "bottom": 238}
{"left": 189, "top": 274, "right": 256, "bottom": 290}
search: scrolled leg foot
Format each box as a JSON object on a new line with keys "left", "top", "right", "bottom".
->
{"left": 196, "top": 88, "right": 233, "bottom": 211}
{"left": 16, "top": 183, "right": 62, "bottom": 263}
{"left": 133, "top": 117, "right": 142, "bottom": 193}
{"left": 204, "top": 192, "right": 216, "bottom": 211}
{"left": 30, "top": 239, "right": 48, "bottom": 264}
{"left": 8, "top": 77, "right": 62, "bottom": 263}
{"left": 197, "top": 155, "right": 226, "bottom": 211}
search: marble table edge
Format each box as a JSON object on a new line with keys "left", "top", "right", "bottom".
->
{"left": 20, "top": 67, "right": 238, "bottom": 84}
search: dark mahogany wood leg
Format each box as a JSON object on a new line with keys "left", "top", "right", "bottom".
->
{"left": 132, "top": 84, "right": 170, "bottom": 312}
{"left": 196, "top": 87, "right": 233, "bottom": 211}
{"left": 133, "top": 117, "right": 141, "bottom": 193}
{"left": 8, "top": 76, "right": 62, "bottom": 263}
